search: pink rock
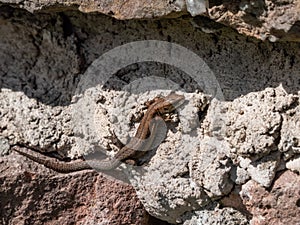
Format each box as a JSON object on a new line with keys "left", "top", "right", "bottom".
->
{"left": 0, "top": 153, "right": 150, "bottom": 224}
{"left": 240, "top": 170, "right": 300, "bottom": 225}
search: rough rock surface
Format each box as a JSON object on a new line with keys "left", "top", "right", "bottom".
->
{"left": 181, "top": 204, "right": 249, "bottom": 225}
{"left": 0, "top": 0, "right": 190, "bottom": 19}
{"left": 240, "top": 171, "right": 300, "bottom": 225}
{"left": 0, "top": 89, "right": 72, "bottom": 153}
{"left": 0, "top": 4, "right": 299, "bottom": 225}
{"left": 279, "top": 102, "right": 300, "bottom": 158}
{"left": 209, "top": 0, "right": 300, "bottom": 42}
{"left": 128, "top": 86, "right": 299, "bottom": 223}
{"left": 0, "top": 0, "right": 299, "bottom": 41}
{"left": 0, "top": 151, "right": 150, "bottom": 225}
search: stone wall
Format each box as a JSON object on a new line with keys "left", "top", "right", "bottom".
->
{"left": 0, "top": 1, "right": 299, "bottom": 224}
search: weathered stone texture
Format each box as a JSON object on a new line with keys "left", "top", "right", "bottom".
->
{"left": 0, "top": 151, "right": 149, "bottom": 225}
{"left": 240, "top": 171, "right": 300, "bottom": 225}
{"left": 0, "top": 4, "right": 299, "bottom": 225}
{"left": 0, "top": 89, "right": 72, "bottom": 152}
{"left": 1, "top": 0, "right": 299, "bottom": 41}
{"left": 209, "top": 0, "right": 300, "bottom": 41}
{"left": 128, "top": 87, "right": 299, "bottom": 223}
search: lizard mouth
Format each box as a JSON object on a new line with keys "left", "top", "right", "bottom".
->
{"left": 168, "top": 96, "right": 186, "bottom": 109}
{"left": 174, "top": 98, "right": 186, "bottom": 108}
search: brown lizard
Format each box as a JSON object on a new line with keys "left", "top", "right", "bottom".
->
{"left": 12, "top": 93, "right": 185, "bottom": 173}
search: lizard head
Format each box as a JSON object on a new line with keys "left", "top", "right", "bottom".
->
{"left": 156, "top": 93, "right": 185, "bottom": 115}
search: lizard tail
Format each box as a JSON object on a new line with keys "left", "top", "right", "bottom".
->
{"left": 11, "top": 146, "right": 92, "bottom": 173}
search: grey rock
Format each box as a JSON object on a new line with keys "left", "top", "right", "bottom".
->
{"left": 133, "top": 87, "right": 299, "bottom": 223}
{"left": 224, "top": 86, "right": 295, "bottom": 158}
{"left": 0, "top": 90, "right": 72, "bottom": 153}
{"left": 186, "top": 0, "right": 208, "bottom": 17}
{"left": 230, "top": 166, "right": 250, "bottom": 185}
{"left": 181, "top": 203, "right": 249, "bottom": 225}
{"left": 279, "top": 104, "right": 300, "bottom": 159}
{"left": 190, "top": 137, "right": 234, "bottom": 198}
{"left": 127, "top": 93, "right": 211, "bottom": 224}
{"left": 0, "top": 6, "right": 299, "bottom": 224}
{"left": 247, "top": 152, "right": 280, "bottom": 187}
{"left": 209, "top": 0, "right": 300, "bottom": 41}
{"left": 286, "top": 156, "right": 300, "bottom": 173}
{"left": 0, "top": 136, "right": 9, "bottom": 156}
{"left": 1, "top": 0, "right": 299, "bottom": 41}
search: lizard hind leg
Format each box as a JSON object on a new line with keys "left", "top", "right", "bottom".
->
{"left": 104, "top": 130, "right": 125, "bottom": 149}
{"left": 124, "top": 159, "right": 137, "bottom": 166}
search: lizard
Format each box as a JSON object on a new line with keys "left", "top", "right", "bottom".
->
{"left": 12, "top": 93, "right": 185, "bottom": 173}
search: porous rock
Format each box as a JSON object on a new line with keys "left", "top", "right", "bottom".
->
{"left": 0, "top": 89, "right": 72, "bottom": 152}
{"left": 1, "top": 0, "right": 299, "bottom": 41}
{"left": 240, "top": 171, "right": 300, "bottom": 225}
{"left": 181, "top": 205, "right": 249, "bottom": 225}
{"left": 209, "top": 0, "right": 300, "bottom": 41}
{"left": 0, "top": 4, "right": 299, "bottom": 224}
{"left": 129, "top": 87, "right": 299, "bottom": 223}
{"left": 0, "top": 151, "right": 149, "bottom": 225}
